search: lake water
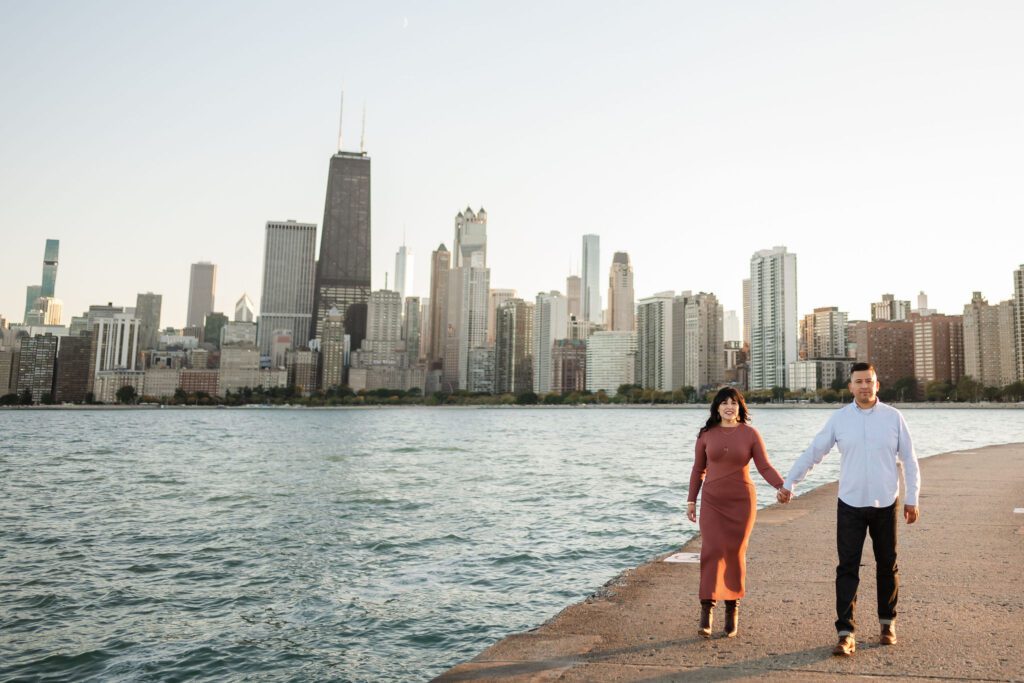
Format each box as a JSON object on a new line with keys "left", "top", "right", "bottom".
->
{"left": 2, "top": 406, "right": 1022, "bottom": 681}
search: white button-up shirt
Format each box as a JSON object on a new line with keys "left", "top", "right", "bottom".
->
{"left": 783, "top": 401, "right": 920, "bottom": 508}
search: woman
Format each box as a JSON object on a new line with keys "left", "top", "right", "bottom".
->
{"left": 686, "top": 387, "right": 784, "bottom": 638}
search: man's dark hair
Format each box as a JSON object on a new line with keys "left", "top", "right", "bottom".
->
{"left": 850, "top": 362, "right": 876, "bottom": 378}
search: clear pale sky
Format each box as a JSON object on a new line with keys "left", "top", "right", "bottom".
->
{"left": 2, "top": 1, "right": 1023, "bottom": 329}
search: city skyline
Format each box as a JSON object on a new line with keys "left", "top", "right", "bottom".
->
{"left": 3, "top": 3, "right": 1024, "bottom": 327}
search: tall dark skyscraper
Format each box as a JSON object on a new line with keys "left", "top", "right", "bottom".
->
{"left": 41, "top": 239, "right": 59, "bottom": 297}
{"left": 310, "top": 150, "right": 371, "bottom": 341}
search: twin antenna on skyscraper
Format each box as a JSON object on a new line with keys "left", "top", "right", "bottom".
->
{"left": 337, "top": 90, "right": 367, "bottom": 154}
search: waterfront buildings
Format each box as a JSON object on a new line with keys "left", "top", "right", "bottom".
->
{"left": 724, "top": 310, "right": 741, "bottom": 343}
{"left": 963, "top": 292, "right": 1004, "bottom": 388}
{"left": 853, "top": 321, "right": 914, "bottom": 388}
{"left": 310, "top": 149, "right": 371, "bottom": 341}
{"left": 585, "top": 331, "right": 636, "bottom": 393}
{"left": 913, "top": 314, "right": 964, "bottom": 388}
{"left": 581, "top": 234, "right": 601, "bottom": 325}
{"left": 187, "top": 262, "right": 217, "bottom": 329}
{"left": 749, "top": 246, "right": 798, "bottom": 391}
{"left": 427, "top": 245, "right": 451, "bottom": 366}
{"left": 1016, "top": 265, "right": 1024, "bottom": 381}
{"left": 487, "top": 289, "right": 516, "bottom": 346}
{"left": 135, "top": 293, "right": 162, "bottom": 351}
{"left": 16, "top": 334, "right": 59, "bottom": 401}
{"left": 742, "top": 279, "right": 751, "bottom": 349}
{"left": 494, "top": 298, "right": 534, "bottom": 395}
{"left": 997, "top": 299, "right": 1017, "bottom": 385}
{"left": 403, "top": 297, "right": 422, "bottom": 363}
{"left": 54, "top": 333, "right": 92, "bottom": 403}
{"left": 551, "top": 339, "right": 586, "bottom": 394}
{"left": 349, "top": 289, "right": 423, "bottom": 392}
{"left": 23, "top": 239, "right": 59, "bottom": 321}
{"left": 443, "top": 209, "right": 490, "bottom": 391}
{"left": 258, "top": 220, "right": 316, "bottom": 355}
{"left": 672, "top": 291, "right": 724, "bottom": 392}
{"left": 607, "top": 252, "right": 635, "bottom": 332}
{"left": 319, "top": 307, "right": 345, "bottom": 389}
{"left": 533, "top": 291, "right": 568, "bottom": 394}
{"left": 636, "top": 292, "right": 674, "bottom": 392}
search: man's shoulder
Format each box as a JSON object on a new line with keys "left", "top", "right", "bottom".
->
{"left": 874, "top": 400, "right": 904, "bottom": 417}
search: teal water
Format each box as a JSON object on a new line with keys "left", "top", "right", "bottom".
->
{"left": 1, "top": 407, "right": 1021, "bottom": 681}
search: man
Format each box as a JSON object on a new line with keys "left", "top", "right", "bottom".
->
{"left": 777, "top": 362, "right": 920, "bottom": 656}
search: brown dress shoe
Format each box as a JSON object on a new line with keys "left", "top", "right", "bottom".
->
{"left": 880, "top": 623, "right": 897, "bottom": 645}
{"left": 832, "top": 634, "right": 856, "bottom": 656}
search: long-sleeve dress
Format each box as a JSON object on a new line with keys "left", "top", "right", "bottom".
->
{"left": 688, "top": 423, "right": 784, "bottom": 600}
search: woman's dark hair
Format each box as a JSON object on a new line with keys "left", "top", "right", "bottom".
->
{"left": 698, "top": 387, "right": 750, "bottom": 436}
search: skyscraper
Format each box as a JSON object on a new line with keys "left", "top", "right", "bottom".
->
{"left": 444, "top": 250, "right": 490, "bottom": 391}
{"left": 742, "top": 279, "right": 751, "bottom": 350}
{"left": 676, "top": 292, "right": 725, "bottom": 392}
{"left": 311, "top": 150, "right": 371, "bottom": 341}
{"left": 235, "top": 294, "right": 255, "bottom": 322}
{"left": 566, "top": 275, "right": 581, "bottom": 322}
{"left": 187, "top": 262, "right": 217, "bottom": 329}
{"left": 135, "top": 292, "right": 163, "bottom": 351}
{"left": 23, "top": 239, "right": 59, "bottom": 322}
{"left": 962, "top": 292, "right": 1002, "bottom": 388}
{"left": 319, "top": 307, "right": 345, "bottom": 390}
{"left": 872, "top": 294, "right": 911, "bottom": 322}
{"left": 395, "top": 244, "right": 413, "bottom": 301}
{"left": 403, "top": 297, "right": 422, "bottom": 362}
{"left": 41, "top": 239, "right": 59, "bottom": 297}
{"left": 453, "top": 207, "right": 487, "bottom": 267}
{"left": 533, "top": 291, "right": 568, "bottom": 394}
{"left": 636, "top": 292, "right": 674, "bottom": 391}
{"left": 581, "top": 234, "right": 601, "bottom": 325}
{"left": 585, "top": 331, "right": 637, "bottom": 393}
{"left": 258, "top": 220, "right": 316, "bottom": 355}
{"left": 427, "top": 245, "right": 451, "bottom": 366}
{"left": 487, "top": 289, "right": 516, "bottom": 345}
{"left": 494, "top": 298, "right": 534, "bottom": 395}
{"left": 1015, "top": 265, "right": 1024, "bottom": 381}
{"left": 749, "top": 246, "right": 797, "bottom": 391}
{"left": 607, "top": 252, "right": 635, "bottom": 332}
{"left": 913, "top": 314, "right": 964, "bottom": 387}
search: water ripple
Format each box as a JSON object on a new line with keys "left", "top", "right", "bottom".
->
{"left": 1, "top": 407, "right": 1022, "bottom": 681}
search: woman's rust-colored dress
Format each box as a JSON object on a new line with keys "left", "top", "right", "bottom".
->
{"left": 688, "top": 423, "right": 783, "bottom": 600}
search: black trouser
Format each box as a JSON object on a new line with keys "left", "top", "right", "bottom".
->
{"left": 835, "top": 499, "right": 898, "bottom": 635}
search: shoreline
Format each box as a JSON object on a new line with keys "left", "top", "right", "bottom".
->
{"left": 436, "top": 442, "right": 1024, "bottom": 681}
{"left": 2, "top": 401, "right": 1023, "bottom": 411}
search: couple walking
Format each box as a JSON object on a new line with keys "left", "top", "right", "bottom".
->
{"left": 685, "top": 362, "right": 921, "bottom": 655}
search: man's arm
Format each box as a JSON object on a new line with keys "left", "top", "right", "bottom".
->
{"left": 777, "top": 413, "right": 838, "bottom": 503}
{"left": 897, "top": 412, "right": 921, "bottom": 523}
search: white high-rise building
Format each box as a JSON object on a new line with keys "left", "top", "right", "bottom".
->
{"left": 749, "top": 246, "right": 798, "bottom": 391}
{"left": 586, "top": 331, "right": 637, "bottom": 393}
{"left": 257, "top": 220, "right": 316, "bottom": 354}
{"left": 453, "top": 207, "right": 487, "bottom": 268}
{"left": 93, "top": 313, "right": 141, "bottom": 373}
{"left": 582, "top": 235, "right": 602, "bottom": 325}
{"left": 444, "top": 210, "right": 490, "bottom": 391}
{"left": 608, "top": 252, "right": 635, "bottom": 332}
{"left": 533, "top": 291, "right": 568, "bottom": 394}
{"left": 395, "top": 244, "right": 414, "bottom": 301}
{"left": 636, "top": 292, "right": 674, "bottom": 391}
{"left": 724, "top": 310, "right": 741, "bottom": 343}
{"left": 366, "top": 290, "right": 403, "bottom": 342}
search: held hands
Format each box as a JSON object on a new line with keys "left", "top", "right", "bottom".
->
{"left": 686, "top": 502, "right": 697, "bottom": 523}
{"left": 904, "top": 504, "right": 919, "bottom": 524}
{"left": 776, "top": 487, "right": 792, "bottom": 504}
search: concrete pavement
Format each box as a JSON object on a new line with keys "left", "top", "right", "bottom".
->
{"left": 436, "top": 443, "right": 1024, "bottom": 682}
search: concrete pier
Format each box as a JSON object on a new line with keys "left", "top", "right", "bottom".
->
{"left": 437, "top": 443, "right": 1024, "bottom": 682}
